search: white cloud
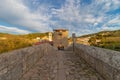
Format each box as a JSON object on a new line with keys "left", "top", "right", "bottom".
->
{"left": 0, "top": 0, "right": 120, "bottom": 36}
{"left": 0, "top": 0, "right": 52, "bottom": 33}
{"left": 101, "top": 16, "right": 120, "bottom": 30}
{"left": 97, "top": 0, "right": 120, "bottom": 11}
{"left": 108, "top": 17, "right": 120, "bottom": 24}
{"left": 94, "top": 22, "right": 98, "bottom": 26}
{"left": 101, "top": 26, "right": 120, "bottom": 31}
{"left": 0, "top": 25, "right": 30, "bottom": 34}
{"left": 50, "top": 0, "right": 120, "bottom": 35}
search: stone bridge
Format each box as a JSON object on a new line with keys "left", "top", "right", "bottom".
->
{"left": 0, "top": 43, "right": 120, "bottom": 80}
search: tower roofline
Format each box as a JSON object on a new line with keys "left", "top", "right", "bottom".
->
{"left": 53, "top": 29, "right": 68, "bottom": 31}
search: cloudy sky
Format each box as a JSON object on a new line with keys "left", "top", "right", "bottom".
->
{"left": 0, "top": 0, "right": 120, "bottom": 36}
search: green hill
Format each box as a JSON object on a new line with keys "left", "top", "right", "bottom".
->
{"left": 0, "top": 32, "right": 49, "bottom": 54}
{"left": 80, "top": 30, "right": 120, "bottom": 51}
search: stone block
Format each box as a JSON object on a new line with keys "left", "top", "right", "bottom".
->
{"left": 0, "top": 55, "right": 9, "bottom": 71}
{"left": 113, "top": 69, "right": 120, "bottom": 80}
{"left": 33, "top": 53, "right": 39, "bottom": 63}
{"left": 80, "top": 50, "right": 85, "bottom": 59}
{"left": 26, "top": 55, "right": 34, "bottom": 70}
{"left": 102, "top": 63, "right": 113, "bottom": 80}
{"left": 89, "top": 56, "right": 96, "bottom": 69}
{"left": 95, "top": 59, "right": 103, "bottom": 75}
{"left": 8, "top": 62, "right": 23, "bottom": 80}
{"left": 0, "top": 68, "right": 8, "bottom": 76}
{"left": 84, "top": 53, "right": 89, "bottom": 63}
{"left": 74, "top": 44, "right": 120, "bottom": 80}
{"left": 87, "top": 54, "right": 91, "bottom": 64}
{"left": 0, "top": 43, "right": 55, "bottom": 80}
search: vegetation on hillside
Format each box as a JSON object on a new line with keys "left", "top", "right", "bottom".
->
{"left": 0, "top": 32, "right": 48, "bottom": 54}
{"left": 19, "top": 33, "right": 48, "bottom": 39}
{"left": 0, "top": 29, "right": 120, "bottom": 53}
{"left": 88, "top": 30, "right": 120, "bottom": 51}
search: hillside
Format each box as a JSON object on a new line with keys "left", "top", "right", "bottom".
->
{"left": 0, "top": 32, "right": 49, "bottom": 54}
{"left": 78, "top": 30, "right": 120, "bottom": 51}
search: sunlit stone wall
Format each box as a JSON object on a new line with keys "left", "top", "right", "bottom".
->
{"left": 74, "top": 44, "right": 120, "bottom": 80}
{"left": 0, "top": 43, "right": 55, "bottom": 80}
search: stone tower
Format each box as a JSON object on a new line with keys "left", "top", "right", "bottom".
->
{"left": 53, "top": 29, "right": 68, "bottom": 48}
{"left": 48, "top": 32, "right": 52, "bottom": 41}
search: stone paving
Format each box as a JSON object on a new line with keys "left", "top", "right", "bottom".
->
{"left": 21, "top": 50, "right": 104, "bottom": 80}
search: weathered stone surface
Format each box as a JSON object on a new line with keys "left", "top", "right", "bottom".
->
{"left": 0, "top": 43, "right": 119, "bottom": 80}
{"left": 74, "top": 44, "right": 120, "bottom": 80}
{"left": 21, "top": 50, "right": 102, "bottom": 80}
{"left": 0, "top": 43, "right": 55, "bottom": 80}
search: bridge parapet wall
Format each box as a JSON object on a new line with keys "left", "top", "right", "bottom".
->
{"left": 74, "top": 44, "right": 120, "bottom": 80}
{"left": 0, "top": 43, "right": 55, "bottom": 80}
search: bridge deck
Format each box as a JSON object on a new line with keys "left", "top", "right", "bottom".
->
{"left": 21, "top": 50, "right": 103, "bottom": 80}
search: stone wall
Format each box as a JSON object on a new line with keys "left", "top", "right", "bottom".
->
{"left": 53, "top": 29, "right": 68, "bottom": 48}
{"left": 0, "top": 43, "right": 55, "bottom": 80}
{"left": 74, "top": 44, "right": 120, "bottom": 80}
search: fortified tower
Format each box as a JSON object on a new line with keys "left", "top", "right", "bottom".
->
{"left": 53, "top": 29, "right": 68, "bottom": 49}
{"left": 48, "top": 32, "right": 52, "bottom": 41}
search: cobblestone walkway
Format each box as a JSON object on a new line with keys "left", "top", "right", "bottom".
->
{"left": 21, "top": 50, "right": 103, "bottom": 80}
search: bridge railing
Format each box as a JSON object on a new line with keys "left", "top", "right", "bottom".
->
{"left": 0, "top": 43, "right": 55, "bottom": 80}
{"left": 74, "top": 44, "right": 120, "bottom": 80}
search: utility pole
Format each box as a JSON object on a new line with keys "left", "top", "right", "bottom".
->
{"left": 72, "top": 33, "right": 76, "bottom": 52}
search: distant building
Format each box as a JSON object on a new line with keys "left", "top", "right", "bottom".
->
{"left": 34, "top": 32, "right": 53, "bottom": 45}
{"left": 0, "top": 37, "right": 7, "bottom": 40}
{"left": 48, "top": 32, "right": 52, "bottom": 41}
{"left": 76, "top": 37, "right": 91, "bottom": 45}
{"left": 53, "top": 29, "right": 68, "bottom": 48}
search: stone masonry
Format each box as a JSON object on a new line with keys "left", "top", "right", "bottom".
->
{"left": 21, "top": 50, "right": 103, "bottom": 80}
{"left": 0, "top": 43, "right": 120, "bottom": 80}
{"left": 0, "top": 43, "right": 55, "bottom": 80}
{"left": 74, "top": 44, "right": 120, "bottom": 80}
{"left": 53, "top": 29, "right": 68, "bottom": 48}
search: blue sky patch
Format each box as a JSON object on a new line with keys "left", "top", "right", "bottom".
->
{"left": 0, "top": 0, "right": 120, "bottom": 35}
